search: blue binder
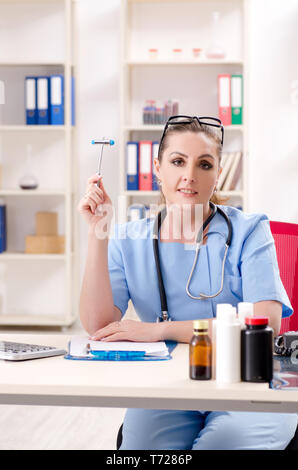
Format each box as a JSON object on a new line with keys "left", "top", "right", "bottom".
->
{"left": 0, "top": 202, "right": 7, "bottom": 253}
{"left": 126, "top": 141, "right": 139, "bottom": 190}
{"left": 152, "top": 141, "right": 159, "bottom": 190}
{"left": 50, "top": 74, "right": 64, "bottom": 125}
{"left": 37, "top": 76, "right": 50, "bottom": 125}
{"left": 25, "top": 77, "right": 37, "bottom": 125}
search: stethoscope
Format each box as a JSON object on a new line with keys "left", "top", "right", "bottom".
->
{"left": 152, "top": 202, "right": 233, "bottom": 322}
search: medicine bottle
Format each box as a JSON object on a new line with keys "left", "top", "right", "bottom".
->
{"left": 189, "top": 320, "right": 212, "bottom": 380}
{"left": 206, "top": 11, "right": 225, "bottom": 59}
{"left": 19, "top": 143, "right": 39, "bottom": 190}
{"left": 241, "top": 316, "right": 273, "bottom": 383}
{"left": 216, "top": 304, "right": 241, "bottom": 384}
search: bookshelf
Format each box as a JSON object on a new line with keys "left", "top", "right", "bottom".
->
{"left": 0, "top": 0, "right": 78, "bottom": 327}
{"left": 119, "top": 0, "right": 249, "bottom": 223}
{"left": 126, "top": 60, "right": 244, "bottom": 66}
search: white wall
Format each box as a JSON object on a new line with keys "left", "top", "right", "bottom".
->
{"left": 75, "top": 0, "right": 298, "bottom": 285}
{"left": 247, "top": 0, "right": 298, "bottom": 222}
{"left": 75, "top": 0, "right": 121, "bottom": 276}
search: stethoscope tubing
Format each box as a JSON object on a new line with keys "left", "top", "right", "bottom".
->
{"left": 185, "top": 242, "right": 229, "bottom": 300}
{"left": 153, "top": 202, "right": 233, "bottom": 321}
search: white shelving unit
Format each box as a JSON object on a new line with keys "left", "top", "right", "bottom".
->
{"left": 0, "top": 0, "right": 78, "bottom": 327}
{"left": 119, "top": 0, "right": 249, "bottom": 222}
{"left": 126, "top": 59, "right": 244, "bottom": 66}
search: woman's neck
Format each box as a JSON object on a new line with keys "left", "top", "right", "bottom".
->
{"left": 159, "top": 202, "right": 212, "bottom": 244}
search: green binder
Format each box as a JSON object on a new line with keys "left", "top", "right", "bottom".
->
{"left": 231, "top": 74, "right": 243, "bottom": 125}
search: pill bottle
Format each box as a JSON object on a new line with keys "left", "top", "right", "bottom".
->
{"left": 206, "top": 11, "right": 225, "bottom": 59}
{"left": 148, "top": 48, "right": 158, "bottom": 60}
{"left": 216, "top": 304, "right": 241, "bottom": 384}
{"left": 189, "top": 320, "right": 212, "bottom": 380}
{"left": 192, "top": 48, "right": 202, "bottom": 60}
{"left": 172, "top": 48, "right": 183, "bottom": 60}
{"left": 241, "top": 316, "right": 273, "bottom": 383}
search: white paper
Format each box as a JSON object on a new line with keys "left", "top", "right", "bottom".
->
{"left": 26, "top": 78, "right": 35, "bottom": 109}
{"left": 37, "top": 78, "right": 48, "bottom": 109}
{"left": 51, "top": 76, "right": 62, "bottom": 105}
{"left": 231, "top": 76, "right": 242, "bottom": 107}
{"left": 140, "top": 144, "right": 151, "bottom": 173}
{"left": 69, "top": 336, "right": 169, "bottom": 358}
{"left": 219, "top": 76, "right": 230, "bottom": 107}
{"left": 127, "top": 144, "right": 137, "bottom": 174}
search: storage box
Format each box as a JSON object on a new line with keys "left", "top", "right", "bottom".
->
{"left": 25, "top": 235, "right": 65, "bottom": 254}
{"left": 36, "top": 212, "right": 57, "bottom": 236}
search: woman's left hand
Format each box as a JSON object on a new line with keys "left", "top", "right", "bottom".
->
{"left": 89, "top": 320, "right": 162, "bottom": 343}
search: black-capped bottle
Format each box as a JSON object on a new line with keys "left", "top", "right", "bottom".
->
{"left": 189, "top": 320, "right": 212, "bottom": 380}
{"left": 241, "top": 316, "right": 273, "bottom": 383}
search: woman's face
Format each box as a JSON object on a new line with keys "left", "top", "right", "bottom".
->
{"left": 154, "top": 131, "right": 222, "bottom": 209}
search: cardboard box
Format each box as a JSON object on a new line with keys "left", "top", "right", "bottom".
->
{"left": 25, "top": 235, "right": 65, "bottom": 254}
{"left": 36, "top": 212, "right": 57, "bottom": 236}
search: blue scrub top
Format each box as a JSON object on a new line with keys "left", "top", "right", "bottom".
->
{"left": 108, "top": 205, "right": 292, "bottom": 322}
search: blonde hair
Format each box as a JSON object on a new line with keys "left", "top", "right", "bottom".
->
{"left": 157, "top": 119, "right": 228, "bottom": 206}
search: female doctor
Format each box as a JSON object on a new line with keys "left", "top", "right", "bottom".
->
{"left": 78, "top": 116, "right": 297, "bottom": 450}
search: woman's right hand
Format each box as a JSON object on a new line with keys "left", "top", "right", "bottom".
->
{"left": 77, "top": 174, "right": 113, "bottom": 231}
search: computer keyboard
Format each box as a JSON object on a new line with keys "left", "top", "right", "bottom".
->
{"left": 0, "top": 341, "right": 67, "bottom": 361}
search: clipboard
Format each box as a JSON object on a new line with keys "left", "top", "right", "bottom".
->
{"left": 64, "top": 338, "right": 177, "bottom": 362}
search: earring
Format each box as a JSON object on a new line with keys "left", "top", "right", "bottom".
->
{"left": 157, "top": 179, "right": 162, "bottom": 187}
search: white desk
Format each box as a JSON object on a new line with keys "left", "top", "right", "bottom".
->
{"left": 0, "top": 334, "right": 297, "bottom": 413}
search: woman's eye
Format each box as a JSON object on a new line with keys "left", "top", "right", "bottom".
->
{"left": 200, "top": 161, "right": 213, "bottom": 170}
{"left": 172, "top": 159, "right": 184, "bottom": 166}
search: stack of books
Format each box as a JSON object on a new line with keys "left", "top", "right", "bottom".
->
{"left": 217, "top": 152, "right": 242, "bottom": 192}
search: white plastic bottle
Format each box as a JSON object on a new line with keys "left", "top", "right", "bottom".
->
{"left": 216, "top": 304, "right": 241, "bottom": 384}
{"left": 206, "top": 11, "right": 226, "bottom": 59}
{"left": 238, "top": 302, "right": 254, "bottom": 329}
{"left": 212, "top": 304, "right": 232, "bottom": 379}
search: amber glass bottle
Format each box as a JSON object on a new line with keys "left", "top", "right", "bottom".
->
{"left": 189, "top": 320, "right": 212, "bottom": 380}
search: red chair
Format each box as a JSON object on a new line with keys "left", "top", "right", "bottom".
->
{"left": 270, "top": 221, "right": 298, "bottom": 334}
{"left": 270, "top": 221, "right": 298, "bottom": 451}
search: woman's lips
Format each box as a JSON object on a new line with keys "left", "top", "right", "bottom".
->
{"left": 178, "top": 189, "right": 198, "bottom": 197}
